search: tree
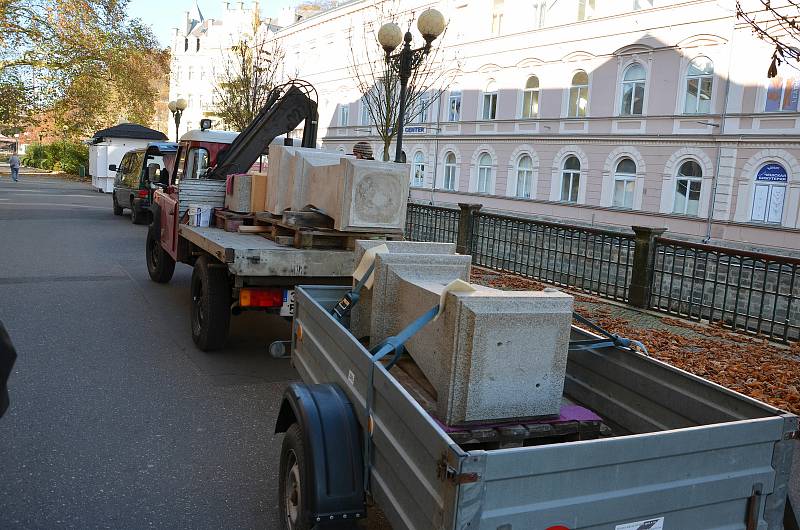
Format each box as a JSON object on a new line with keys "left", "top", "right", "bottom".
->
{"left": 348, "top": 3, "right": 458, "bottom": 161}
{"left": 736, "top": 1, "right": 800, "bottom": 77}
{"left": 0, "top": 0, "right": 168, "bottom": 137}
{"left": 212, "top": 27, "right": 284, "bottom": 131}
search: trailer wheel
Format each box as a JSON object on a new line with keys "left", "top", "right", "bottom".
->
{"left": 279, "top": 424, "right": 312, "bottom": 530}
{"left": 112, "top": 196, "right": 123, "bottom": 216}
{"left": 190, "top": 255, "right": 231, "bottom": 351}
{"left": 146, "top": 226, "right": 175, "bottom": 283}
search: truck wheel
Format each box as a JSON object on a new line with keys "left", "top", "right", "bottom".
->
{"left": 190, "top": 255, "right": 231, "bottom": 351}
{"left": 279, "top": 424, "right": 312, "bottom": 530}
{"left": 146, "top": 226, "right": 175, "bottom": 283}
{"left": 113, "top": 196, "right": 123, "bottom": 216}
{"left": 130, "top": 199, "right": 145, "bottom": 224}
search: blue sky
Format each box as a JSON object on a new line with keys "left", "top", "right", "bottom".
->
{"left": 127, "top": 0, "right": 298, "bottom": 47}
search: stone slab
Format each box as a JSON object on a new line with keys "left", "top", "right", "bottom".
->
{"left": 224, "top": 174, "right": 252, "bottom": 213}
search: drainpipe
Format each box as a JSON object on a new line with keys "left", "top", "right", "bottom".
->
{"left": 703, "top": 19, "right": 735, "bottom": 243}
{"left": 430, "top": 89, "right": 442, "bottom": 205}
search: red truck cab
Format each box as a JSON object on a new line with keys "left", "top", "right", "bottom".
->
{"left": 151, "top": 129, "right": 239, "bottom": 261}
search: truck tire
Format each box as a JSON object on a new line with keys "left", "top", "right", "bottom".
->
{"left": 130, "top": 198, "right": 145, "bottom": 224}
{"left": 146, "top": 226, "right": 175, "bottom": 283}
{"left": 190, "top": 255, "right": 231, "bottom": 351}
{"left": 279, "top": 423, "right": 312, "bottom": 530}
{"left": 113, "top": 196, "right": 123, "bottom": 216}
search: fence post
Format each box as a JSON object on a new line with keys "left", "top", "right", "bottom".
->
{"left": 628, "top": 226, "right": 667, "bottom": 308}
{"left": 456, "top": 203, "right": 482, "bottom": 254}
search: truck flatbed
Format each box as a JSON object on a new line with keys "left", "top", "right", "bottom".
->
{"left": 179, "top": 224, "right": 354, "bottom": 277}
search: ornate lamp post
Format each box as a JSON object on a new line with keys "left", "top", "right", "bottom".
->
{"left": 377, "top": 9, "right": 445, "bottom": 163}
{"left": 168, "top": 98, "right": 188, "bottom": 142}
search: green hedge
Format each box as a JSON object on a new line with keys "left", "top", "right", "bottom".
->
{"left": 22, "top": 141, "right": 88, "bottom": 175}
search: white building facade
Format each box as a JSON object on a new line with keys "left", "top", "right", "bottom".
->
{"left": 167, "top": 2, "right": 260, "bottom": 140}
{"left": 170, "top": 0, "right": 800, "bottom": 252}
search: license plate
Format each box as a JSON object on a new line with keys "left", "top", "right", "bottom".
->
{"left": 280, "top": 290, "right": 296, "bottom": 317}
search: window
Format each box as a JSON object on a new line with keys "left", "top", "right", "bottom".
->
{"left": 443, "top": 152, "right": 457, "bottom": 190}
{"left": 412, "top": 152, "right": 425, "bottom": 187}
{"left": 569, "top": 71, "right": 589, "bottom": 117}
{"left": 360, "top": 99, "right": 370, "bottom": 126}
{"left": 620, "top": 63, "right": 646, "bottom": 115}
{"left": 200, "top": 68, "right": 206, "bottom": 80}
{"left": 482, "top": 82, "right": 497, "bottom": 120}
{"left": 673, "top": 160, "right": 702, "bottom": 215}
{"left": 522, "top": 76, "right": 540, "bottom": 118}
{"left": 765, "top": 75, "right": 800, "bottom": 112}
{"left": 751, "top": 163, "right": 788, "bottom": 224}
{"left": 634, "top": 0, "right": 653, "bottom": 9}
{"left": 578, "top": 0, "right": 596, "bottom": 21}
{"left": 184, "top": 38, "right": 188, "bottom": 52}
{"left": 561, "top": 156, "right": 580, "bottom": 202}
{"left": 196, "top": 38, "right": 200, "bottom": 52}
{"left": 533, "top": 1, "right": 547, "bottom": 28}
{"left": 477, "top": 153, "right": 493, "bottom": 193}
{"left": 516, "top": 155, "right": 533, "bottom": 198}
{"left": 414, "top": 93, "right": 429, "bottom": 124}
{"left": 448, "top": 91, "right": 461, "bottom": 121}
{"left": 187, "top": 67, "right": 193, "bottom": 81}
{"left": 339, "top": 104, "right": 349, "bottom": 126}
{"left": 613, "top": 158, "right": 637, "bottom": 208}
{"left": 684, "top": 57, "right": 713, "bottom": 114}
{"left": 184, "top": 147, "right": 210, "bottom": 180}
{"left": 491, "top": 0, "right": 504, "bottom": 35}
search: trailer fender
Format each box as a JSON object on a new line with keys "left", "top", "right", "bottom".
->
{"left": 149, "top": 202, "right": 161, "bottom": 239}
{"left": 275, "top": 383, "right": 365, "bottom": 522}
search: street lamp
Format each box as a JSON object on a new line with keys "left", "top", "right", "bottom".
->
{"left": 168, "top": 98, "right": 188, "bottom": 142}
{"left": 378, "top": 8, "right": 446, "bottom": 163}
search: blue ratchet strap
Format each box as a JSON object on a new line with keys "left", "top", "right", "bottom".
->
{"left": 362, "top": 304, "right": 440, "bottom": 494}
{"left": 332, "top": 262, "right": 375, "bottom": 322}
{"left": 571, "top": 311, "right": 649, "bottom": 355}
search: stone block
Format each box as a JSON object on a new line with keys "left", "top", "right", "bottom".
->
{"left": 224, "top": 174, "right": 252, "bottom": 213}
{"left": 374, "top": 261, "right": 573, "bottom": 424}
{"left": 305, "top": 158, "right": 411, "bottom": 232}
{"left": 368, "top": 252, "right": 471, "bottom": 349}
{"left": 350, "top": 241, "right": 460, "bottom": 340}
{"left": 286, "top": 148, "right": 348, "bottom": 210}
{"left": 265, "top": 143, "right": 296, "bottom": 214}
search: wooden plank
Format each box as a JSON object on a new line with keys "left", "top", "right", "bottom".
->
{"left": 238, "top": 225, "right": 270, "bottom": 233}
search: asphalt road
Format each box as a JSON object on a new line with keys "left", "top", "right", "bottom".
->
{"left": 0, "top": 175, "right": 297, "bottom": 529}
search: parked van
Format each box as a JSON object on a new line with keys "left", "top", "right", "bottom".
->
{"left": 111, "top": 142, "right": 177, "bottom": 224}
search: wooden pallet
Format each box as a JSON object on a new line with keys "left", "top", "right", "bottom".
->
{"left": 253, "top": 211, "right": 403, "bottom": 250}
{"left": 214, "top": 210, "right": 255, "bottom": 232}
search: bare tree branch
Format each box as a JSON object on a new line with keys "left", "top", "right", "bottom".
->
{"left": 737, "top": 0, "right": 800, "bottom": 77}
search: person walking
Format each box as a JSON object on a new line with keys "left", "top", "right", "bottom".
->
{"left": 9, "top": 151, "right": 20, "bottom": 182}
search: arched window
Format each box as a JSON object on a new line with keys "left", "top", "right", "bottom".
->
{"left": 522, "top": 76, "right": 539, "bottom": 118}
{"left": 443, "top": 152, "right": 457, "bottom": 190}
{"left": 412, "top": 152, "right": 425, "bottom": 187}
{"left": 196, "top": 37, "right": 201, "bottom": 52}
{"left": 613, "top": 158, "right": 637, "bottom": 208}
{"left": 673, "top": 160, "right": 702, "bottom": 215}
{"left": 685, "top": 57, "right": 713, "bottom": 114}
{"left": 751, "top": 162, "right": 788, "bottom": 224}
{"left": 561, "top": 156, "right": 580, "bottom": 202}
{"left": 516, "top": 155, "right": 533, "bottom": 198}
{"left": 569, "top": 71, "right": 589, "bottom": 117}
{"left": 621, "top": 63, "right": 646, "bottom": 116}
{"left": 482, "top": 81, "right": 497, "bottom": 120}
{"left": 477, "top": 153, "right": 493, "bottom": 193}
{"left": 184, "top": 38, "right": 189, "bottom": 52}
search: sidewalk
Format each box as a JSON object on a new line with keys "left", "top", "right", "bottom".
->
{"left": 471, "top": 266, "right": 800, "bottom": 415}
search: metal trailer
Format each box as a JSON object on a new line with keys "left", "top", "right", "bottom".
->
{"left": 275, "top": 285, "right": 799, "bottom": 530}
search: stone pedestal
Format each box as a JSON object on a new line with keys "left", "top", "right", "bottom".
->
{"left": 305, "top": 158, "right": 411, "bottom": 232}
{"left": 369, "top": 256, "right": 574, "bottom": 425}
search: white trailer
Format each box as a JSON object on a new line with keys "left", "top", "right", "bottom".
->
{"left": 88, "top": 123, "right": 168, "bottom": 193}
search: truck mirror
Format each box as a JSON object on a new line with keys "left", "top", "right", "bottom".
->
{"left": 108, "top": 164, "right": 117, "bottom": 172}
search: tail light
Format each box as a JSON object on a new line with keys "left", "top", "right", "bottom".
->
{"left": 239, "top": 288, "right": 283, "bottom": 308}
{"left": 138, "top": 189, "right": 149, "bottom": 198}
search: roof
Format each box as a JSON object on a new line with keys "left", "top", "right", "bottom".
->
{"left": 179, "top": 129, "right": 239, "bottom": 144}
{"left": 91, "top": 123, "right": 168, "bottom": 142}
{"left": 146, "top": 142, "right": 179, "bottom": 154}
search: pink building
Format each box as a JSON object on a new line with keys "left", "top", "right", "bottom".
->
{"left": 270, "top": 0, "right": 800, "bottom": 252}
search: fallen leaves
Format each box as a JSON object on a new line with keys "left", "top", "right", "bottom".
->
{"left": 470, "top": 267, "right": 800, "bottom": 415}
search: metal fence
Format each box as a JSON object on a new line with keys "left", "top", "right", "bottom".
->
{"left": 650, "top": 238, "right": 800, "bottom": 342}
{"left": 405, "top": 203, "right": 459, "bottom": 243}
{"left": 469, "top": 212, "right": 635, "bottom": 301}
